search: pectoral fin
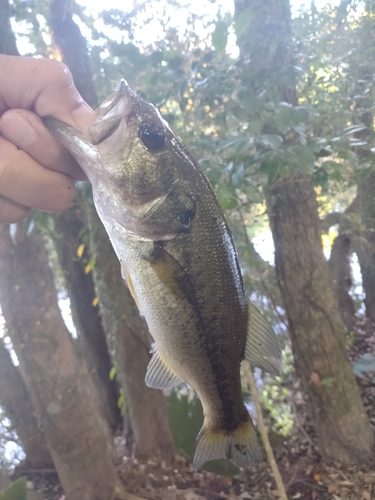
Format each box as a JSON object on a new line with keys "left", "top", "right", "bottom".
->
{"left": 121, "top": 264, "right": 142, "bottom": 312}
{"left": 143, "top": 243, "right": 198, "bottom": 309}
{"left": 145, "top": 349, "right": 184, "bottom": 389}
{"left": 245, "top": 301, "right": 282, "bottom": 375}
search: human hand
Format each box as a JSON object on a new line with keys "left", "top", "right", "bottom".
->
{"left": 0, "top": 55, "right": 95, "bottom": 223}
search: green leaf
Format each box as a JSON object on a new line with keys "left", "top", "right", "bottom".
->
{"left": 320, "top": 160, "right": 341, "bottom": 173}
{"left": 235, "top": 6, "right": 253, "bottom": 38}
{"left": 84, "top": 257, "right": 96, "bottom": 274}
{"left": 217, "top": 136, "right": 243, "bottom": 152}
{"left": 118, "top": 392, "right": 125, "bottom": 416}
{"left": 274, "top": 107, "right": 294, "bottom": 134}
{"left": 292, "top": 106, "right": 309, "bottom": 126}
{"left": 231, "top": 105, "right": 248, "bottom": 120}
{"left": 0, "top": 477, "right": 27, "bottom": 500}
{"left": 316, "top": 147, "right": 333, "bottom": 158}
{"left": 258, "top": 134, "right": 283, "bottom": 150}
{"left": 109, "top": 367, "right": 117, "bottom": 380}
{"left": 231, "top": 164, "right": 244, "bottom": 187}
{"left": 211, "top": 21, "right": 228, "bottom": 53}
{"left": 259, "top": 153, "right": 280, "bottom": 185}
{"left": 321, "top": 377, "right": 335, "bottom": 387}
{"left": 235, "top": 137, "right": 254, "bottom": 155}
{"left": 308, "top": 138, "right": 327, "bottom": 153}
{"left": 312, "top": 168, "right": 329, "bottom": 190}
{"left": 111, "top": 43, "right": 141, "bottom": 62}
{"left": 342, "top": 124, "right": 368, "bottom": 136}
{"left": 284, "top": 145, "right": 315, "bottom": 174}
{"left": 216, "top": 184, "right": 237, "bottom": 209}
{"left": 348, "top": 331, "right": 356, "bottom": 345}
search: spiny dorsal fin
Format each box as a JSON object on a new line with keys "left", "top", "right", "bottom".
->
{"left": 145, "top": 349, "right": 184, "bottom": 389}
{"left": 245, "top": 301, "right": 282, "bottom": 375}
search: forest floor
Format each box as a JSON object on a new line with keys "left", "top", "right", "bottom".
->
{"left": 10, "top": 318, "right": 375, "bottom": 500}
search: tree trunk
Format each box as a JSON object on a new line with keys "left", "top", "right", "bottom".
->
{"left": 50, "top": 0, "right": 97, "bottom": 109}
{"left": 0, "top": 225, "right": 122, "bottom": 500}
{"left": 355, "top": 172, "right": 375, "bottom": 320}
{"left": 87, "top": 206, "right": 175, "bottom": 462}
{"left": 326, "top": 197, "right": 359, "bottom": 328}
{"left": 267, "top": 173, "right": 374, "bottom": 464}
{"left": 328, "top": 234, "right": 355, "bottom": 329}
{"left": 54, "top": 205, "right": 121, "bottom": 429}
{"left": 0, "top": 338, "right": 53, "bottom": 467}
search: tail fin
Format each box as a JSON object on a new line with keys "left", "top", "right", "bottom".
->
{"left": 193, "top": 418, "right": 264, "bottom": 470}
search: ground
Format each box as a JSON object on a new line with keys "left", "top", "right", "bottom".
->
{"left": 8, "top": 318, "right": 375, "bottom": 500}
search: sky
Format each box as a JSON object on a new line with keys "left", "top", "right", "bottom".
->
{"left": 71, "top": 0, "right": 341, "bottom": 59}
{"left": 76, "top": 0, "right": 340, "bottom": 14}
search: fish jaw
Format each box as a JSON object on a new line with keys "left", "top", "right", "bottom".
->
{"left": 43, "top": 79, "right": 136, "bottom": 185}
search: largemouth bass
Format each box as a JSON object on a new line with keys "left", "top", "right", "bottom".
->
{"left": 45, "top": 80, "right": 282, "bottom": 469}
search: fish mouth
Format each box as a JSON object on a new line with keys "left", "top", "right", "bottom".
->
{"left": 87, "top": 79, "right": 135, "bottom": 146}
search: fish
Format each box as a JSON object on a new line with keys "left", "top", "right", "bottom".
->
{"left": 44, "top": 79, "right": 282, "bottom": 469}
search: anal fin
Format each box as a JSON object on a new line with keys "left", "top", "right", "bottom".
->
{"left": 245, "top": 301, "right": 282, "bottom": 375}
{"left": 145, "top": 348, "right": 184, "bottom": 389}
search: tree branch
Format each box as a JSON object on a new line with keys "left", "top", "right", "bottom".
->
{"left": 244, "top": 363, "right": 288, "bottom": 500}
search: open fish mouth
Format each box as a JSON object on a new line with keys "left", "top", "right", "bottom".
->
{"left": 87, "top": 79, "right": 135, "bottom": 146}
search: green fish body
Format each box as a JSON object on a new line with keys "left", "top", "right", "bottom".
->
{"left": 45, "top": 80, "right": 282, "bottom": 469}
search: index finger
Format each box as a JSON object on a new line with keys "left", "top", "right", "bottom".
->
{"left": 0, "top": 55, "right": 95, "bottom": 129}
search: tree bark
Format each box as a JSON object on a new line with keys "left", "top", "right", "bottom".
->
{"left": 0, "top": 225, "right": 122, "bottom": 500}
{"left": 0, "top": 338, "right": 53, "bottom": 467}
{"left": 54, "top": 205, "right": 121, "bottom": 429}
{"left": 50, "top": 0, "right": 98, "bottom": 109}
{"left": 87, "top": 206, "right": 175, "bottom": 462}
{"left": 355, "top": 172, "right": 375, "bottom": 321}
{"left": 326, "top": 197, "right": 359, "bottom": 327}
{"left": 328, "top": 234, "right": 355, "bottom": 328}
{"left": 267, "top": 174, "right": 374, "bottom": 464}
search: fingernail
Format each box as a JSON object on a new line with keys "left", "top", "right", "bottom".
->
{"left": 0, "top": 113, "right": 35, "bottom": 147}
{"left": 71, "top": 102, "right": 96, "bottom": 130}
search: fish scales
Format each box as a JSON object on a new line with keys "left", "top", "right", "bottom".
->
{"left": 44, "top": 79, "right": 282, "bottom": 469}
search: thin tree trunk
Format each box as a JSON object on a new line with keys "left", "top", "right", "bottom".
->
{"left": 87, "top": 207, "right": 175, "bottom": 462}
{"left": 54, "top": 205, "right": 121, "bottom": 429}
{"left": 0, "top": 225, "right": 123, "bottom": 500}
{"left": 328, "top": 234, "right": 355, "bottom": 329}
{"left": 355, "top": 172, "right": 375, "bottom": 321}
{"left": 327, "top": 197, "right": 359, "bottom": 328}
{"left": 267, "top": 173, "right": 374, "bottom": 464}
{"left": 50, "top": 0, "right": 97, "bottom": 109}
{"left": 0, "top": 338, "right": 53, "bottom": 467}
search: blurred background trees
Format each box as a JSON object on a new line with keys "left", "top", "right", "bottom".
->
{"left": 1, "top": 0, "right": 375, "bottom": 498}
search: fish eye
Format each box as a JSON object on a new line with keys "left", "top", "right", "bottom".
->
{"left": 140, "top": 123, "right": 166, "bottom": 151}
